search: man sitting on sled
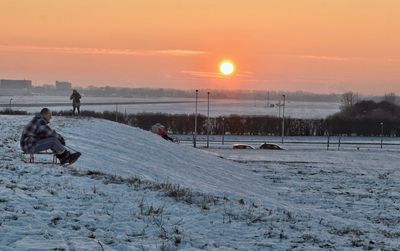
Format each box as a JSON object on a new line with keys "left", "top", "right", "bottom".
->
{"left": 20, "top": 108, "right": 80, "bottom": 165}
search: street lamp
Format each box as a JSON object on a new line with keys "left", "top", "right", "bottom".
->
{"left": 222, "top": 117, "right": 225, "bottom": 145}
{"left": 194, "top": 90, "right": 198, "bottom": 147}
{"left": 278, "top": 100, "right": 281, "bottom": 118}
{"left": 206, "top": 91, "right": 210, "bottom": 148}
{"left": 115, "top": 104, "right": 118, "bottom": 122}
{"left": 380, "top": 122, "right": 384, "bottom": 148}
{"left": 281, "top": 94, "right": 286, "bottom": 144}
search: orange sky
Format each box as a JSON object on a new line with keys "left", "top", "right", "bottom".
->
{"left": 0, "top": 0, "right": 399, "bottom": 94}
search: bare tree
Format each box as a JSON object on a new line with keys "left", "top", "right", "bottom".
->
{"left": 340, "top": 92, "right": 359, "bottom": 111}
{"left": 383, "top": 92, "right": 397, "bottom": 104}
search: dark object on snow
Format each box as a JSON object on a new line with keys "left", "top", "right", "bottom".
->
{"left": 151, "top": 123, "right": 174, "bottom": 142}
{"left": 233, "top": 144, "right": 255, "bottom": 149}
{"left": 259, "top": 143, "right": 286, "bottom": 150}
{"left": 70, "top": 89, "right": 82, "bottom": 115}
{"left": 57, "top": 151, "right": 81, "bottom": 165}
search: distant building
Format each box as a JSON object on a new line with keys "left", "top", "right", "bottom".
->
{"left": 0, "top": 79, "right": 32, "bottom": 95}
{"left": 0, "top": 79, "right": 32, "bottom": 89}
{"left": 55, "top": 81, "right": 72, "bottom": 91}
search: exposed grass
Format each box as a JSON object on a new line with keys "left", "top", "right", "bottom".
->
{"left": 0, "top": 108, "right": 29, "bottom": 115}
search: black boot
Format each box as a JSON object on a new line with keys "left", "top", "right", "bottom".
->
{"left": 56, "top": 151, "right": 71, "bottom": 165}
{"left": 67, "top": 152, "right": 81, "bottom": 165}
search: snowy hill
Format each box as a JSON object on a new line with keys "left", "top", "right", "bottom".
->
{"left": 60, "top": 116, "right": 278, "bottom": 205}
{"left": 1, "top": 115, "right": 400, "bottom": 250}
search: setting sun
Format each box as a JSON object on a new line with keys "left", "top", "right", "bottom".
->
{"left": 219, "top": 61, "right": 235, "bottom": 76}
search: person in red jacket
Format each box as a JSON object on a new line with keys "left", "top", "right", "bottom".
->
{"left": 158, "top": 125, "right": 174, "bottom": 142}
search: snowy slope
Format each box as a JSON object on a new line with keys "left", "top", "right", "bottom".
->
{"left": 60, "top": 117, "right": 285, "bottom": 205}
{"left": 1, "top": 115, "right": 400, "bottom": 250}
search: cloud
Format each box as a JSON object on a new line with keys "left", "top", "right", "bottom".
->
{"left": 297, "top": 55, "right": 356, "bottom": 61}
{"left": 181, "top": 70, "right": 254, "bottom": 79}
{"left": 287, "top": 54, "right": 400, "bottom": 62}
{"left": 387, "top": 58, "right": 400, "bottom": 62}
{"left": 181, "top": 70, "right": 221, "bottom": 79}
{"left": 156, "top": 50, "right": 207, "bottom": 56}
{"left": 0, "top": 44, "right": 207, "bottom": 57}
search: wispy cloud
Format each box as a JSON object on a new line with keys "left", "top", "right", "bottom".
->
{"left": 387, "top": 58, "right": 400, "bottom": 62}
{"left": 0, "top": 44, "right": 207, "bottom": 57}
{"left": 181, "top": 70, "right": 254, "bottom": 79}
{"left": 181, "top": 70, "right": 221, "bottom": 79}
{"left": 156, "top": 50, "right": 207, "bottom": 56}
{"left": 296, "top": 55, "right": 356, "bottom": 61}
{"left": 287, "top": 54, "right": 400, "bottom": 62}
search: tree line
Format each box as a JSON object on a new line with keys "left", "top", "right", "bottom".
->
{"left": 2, "top": 94, "right": 399, "bottom": 136}
{"left": 52, "top": 105, "right": 399, "bottom": 137}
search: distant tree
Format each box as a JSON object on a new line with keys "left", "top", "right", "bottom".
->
{"left": 340, "top": 92, "right": 359, "bottom": 111}
{"left": 383, "top": 92, "right": 397, "bottom": 104}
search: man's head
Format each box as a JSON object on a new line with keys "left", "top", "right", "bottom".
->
{"left": 40, "top": 108, "right": 52, "bottom": 121}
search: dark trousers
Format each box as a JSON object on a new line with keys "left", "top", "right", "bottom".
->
{"left": 32, "top": 137, "right": 66, "bottom": 154}
{"left": 72, "top": 106, "right": 80, "bottom": 115}
{"left": 162, "top": 135, "right": 174, "bottom": 142}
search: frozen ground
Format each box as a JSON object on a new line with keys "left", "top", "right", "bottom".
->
{"left": 0, "top": 96, "right": 339, "bottom": 118}
{"left": 1, "top": 115, "right": 399, "bottom": 250}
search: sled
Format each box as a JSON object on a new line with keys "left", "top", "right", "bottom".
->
{"left": 23, "top": 151, "right": 81, "bottom": 166}
{"left": 24, "top": 151, "right": 58, "bottom": 164}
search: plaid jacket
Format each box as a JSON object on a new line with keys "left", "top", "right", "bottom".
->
{"left": 20, "top": 115, "right": 63, "bottom": 153}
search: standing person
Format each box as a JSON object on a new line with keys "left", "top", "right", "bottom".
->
{"left": 70, "top": 89, "right": 82, "bottom": 116}
{"left": 20, "top": 108, "right": 81, "bottom": 165}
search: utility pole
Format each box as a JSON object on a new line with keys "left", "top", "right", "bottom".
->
{"left": 278, "top": 100, "right": 281, "bottom": 118}
{"left": 380, "top": 122, "right": 384, "bottom": 148}
{"left": 281, "top": 94, "right": 286, "bottom": 144}
{"left": 265, "top": 91, "right": 270, "bottom": 108}
{"left": 222, "top": 117, "right": 225, "bottom": 145}
{"left": 115, "top": 104, "right": 118, "bottom": 122}
{"left": 194, "top": 90, "right": 198, "bottom": 147}
{"left": 206, "top": 91, "right": 210, "bottom": 148}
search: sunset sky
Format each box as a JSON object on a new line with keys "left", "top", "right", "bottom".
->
{"left": 0, "top": 0, "right": 399, "bottom": 94}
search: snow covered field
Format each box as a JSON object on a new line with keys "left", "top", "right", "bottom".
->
{"left": 0, "top": 96, "right": 339, "bottom": 119}
{"left": 1, "top": 115, "right": 399, "bottom": 250}
{"left": 179, "top": 135, "right": 400, "bottom": 148}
